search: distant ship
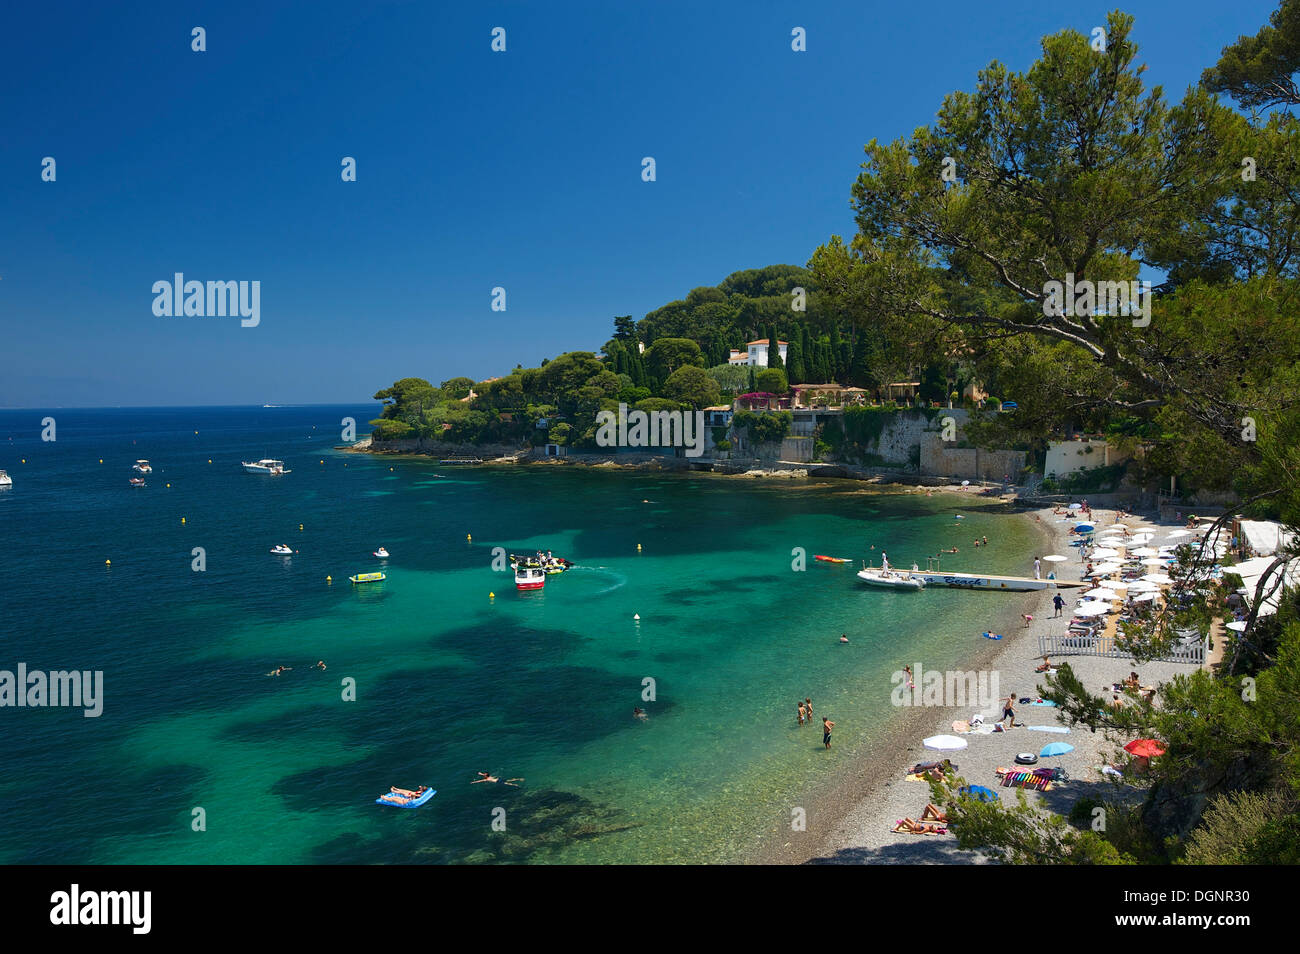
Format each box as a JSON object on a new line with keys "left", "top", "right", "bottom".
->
{"left": 0, "top": 469, "right": 11, "bottom": 487}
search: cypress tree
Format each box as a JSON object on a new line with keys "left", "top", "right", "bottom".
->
{"left": 786, "top": 335, "right": 805, "bottom": 384}
{"left": 767, "top": 324, "right": 785, "bottom": 372}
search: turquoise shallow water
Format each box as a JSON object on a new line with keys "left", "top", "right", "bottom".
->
{"left": 0, "top": 406, "right": 1041, "bottom": 863}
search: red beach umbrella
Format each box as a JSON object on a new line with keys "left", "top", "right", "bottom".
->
{"left": 1124, "top": 739, "right": 1166, "bottom": 758}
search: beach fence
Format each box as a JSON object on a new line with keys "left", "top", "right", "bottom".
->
{"left": 1038, "top": 632, "right": 1205, "bottom": 665}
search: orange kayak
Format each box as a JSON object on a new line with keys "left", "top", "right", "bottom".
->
{"left": 814, "top": 555, "right": 851, "bottom": 564}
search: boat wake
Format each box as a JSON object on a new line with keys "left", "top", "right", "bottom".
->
{"left": 568, "top": 566, "right": 626, "bottom": 595}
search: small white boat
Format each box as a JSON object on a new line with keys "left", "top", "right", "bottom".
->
{"left": 243, "top": 459, "right": 290, "bottom": 475}
{"left": 133, "top": 459, "right": 153, "bottom": 473}
{"left": 270, "top": 544, "right": 294, "bottom": 555}
{"left": 373, "top": 547, "right": 390, "bottom": 559}
{"left": 129, "top": 477, "right": 146, "bottom": 487}
{"left": 515, "top": 566, "right": 545, "bottom": 591}
{"left": 0, "top": 469, "right": 10, "bottom": 487}
{"left": 857, "top": 565, "right": 926, "bottom": 591}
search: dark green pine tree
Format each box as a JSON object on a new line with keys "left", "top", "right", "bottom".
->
{"left": 748, "top": 364, "right": 756, "bottom": 392}
{"left": 828, "top": 325, "right": 842, "bottom": 379}
{"left": 613, "top": 315, "right": 637, "bottom": 342}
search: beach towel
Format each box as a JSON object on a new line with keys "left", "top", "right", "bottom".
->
{"left": 1029, "top": 700, "right": 1058, "bottom": 707}
{"left": 994, "top": 768, "right": 1053, "bottom": 790}
{"left": 971, "top": 723, "right": 998, "bottom": 735}
{"left": 952, "top": 720, "right": 972, "bottom": 734}
{"left": 1026, "top": 725, "right": 1070, "bottom": 733}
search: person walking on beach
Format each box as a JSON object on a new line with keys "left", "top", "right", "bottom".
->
{"left": 1053, "top": 593, "right": 1065, "bottom": 617}
{"left": 1002, "top": 693, "right": 1016, "bottom": 728}
{"left": 1033, "top": 557, "right": 1041, "bottom": 580}
{"left": 822, "top": 716, "right": 835, "bottom": 749}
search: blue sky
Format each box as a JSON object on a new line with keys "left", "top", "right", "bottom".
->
{"left": 0, "top": 0, "right": 1276, "bottom": 407}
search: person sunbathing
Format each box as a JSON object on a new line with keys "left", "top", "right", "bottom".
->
{"left": 893, "top": 818, "right": 947, "bottom": 834}
{"left": 1035, "top": 656, "right": 1052, "bottom": 673}
{"left": 920, "top": 803, "right": 949, "bottom": 823}
{"left": 390, "top": 785, "right": 426, "bottom": 798}
{"left": 910, "top": 759, "right": 955, "bottom": 777}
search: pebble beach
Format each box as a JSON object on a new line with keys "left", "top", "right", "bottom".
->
{"left": 758, "top": 496, "right": 1204, "bottom": 865}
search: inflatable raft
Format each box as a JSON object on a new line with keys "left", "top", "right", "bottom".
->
{"left": 375, "top": 787, "right": 436, "bottom": 808}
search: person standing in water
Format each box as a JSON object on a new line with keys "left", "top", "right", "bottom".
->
{"left": 797, "top": 701, "right": 806, "bottom": 726}
{"left": 822, "top": 716, "right": 835, "bottom": 749}
{"left": 805, "top": 698, "right": 813, "bottom": 722}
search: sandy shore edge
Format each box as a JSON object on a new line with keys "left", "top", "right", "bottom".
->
{"left": 755, "top": 501, "right": 1199, "bottom": 865}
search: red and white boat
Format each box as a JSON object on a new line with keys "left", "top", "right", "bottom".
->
{"left": 515, "top": 566, "right": 545, "bottom": 591}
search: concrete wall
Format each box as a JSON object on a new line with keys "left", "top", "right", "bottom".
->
{"left": 919, "top": 434, "right": 1026, "bottom": 481}
{"left": 780, "top": 436, "right": 813, "bottom": 462}
{"left": 1045, "top": 439, "right": 1130, "bottom": 478}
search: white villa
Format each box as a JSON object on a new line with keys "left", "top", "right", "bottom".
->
{"left": 727, "top": 338, "right": 788, "bottom": 367}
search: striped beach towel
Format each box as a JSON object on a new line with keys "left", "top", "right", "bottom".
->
{"left": 995, "top": 768, "right": 1053, "bottom": 790}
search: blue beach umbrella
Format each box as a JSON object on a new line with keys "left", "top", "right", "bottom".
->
{"left": 1039, "top": 741, "right": 1074, "bottom": 758}
{"left": 959, "top": 784, "right": 999, "bottom": 802}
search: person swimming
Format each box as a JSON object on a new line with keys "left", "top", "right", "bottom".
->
{"left": 633, "top": 707, "right": 648, "bottom": 720}
{"left": 472, "top": 772, "right": 522, "bottom": 787}
{"left": 839, "top": 634, "right": 849, "bottom": 643}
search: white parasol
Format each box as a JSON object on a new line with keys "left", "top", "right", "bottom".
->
{"left": 1074, "top": 601, "right": 1113, "bottom": 617}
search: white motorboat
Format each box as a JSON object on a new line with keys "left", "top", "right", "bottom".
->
{"left": 270, "top": 544, "right": 294, "bottom": 555}
{"left": 133, "top": 459, "right": 153, "bottom": 473}
{"left": 515, "top": 566, "right": 545, "bottom": 591}
{"left": 0, "top": 470, "right": 10, "bottom": 487}
{"left": 857, "top": 565, "right": 927, "bottom": 591}
{"left": 243, "top": 459, "right": 290, "bottom": 475}
{"left": 373, "top": 547, "right": 390, "bottom": 559}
